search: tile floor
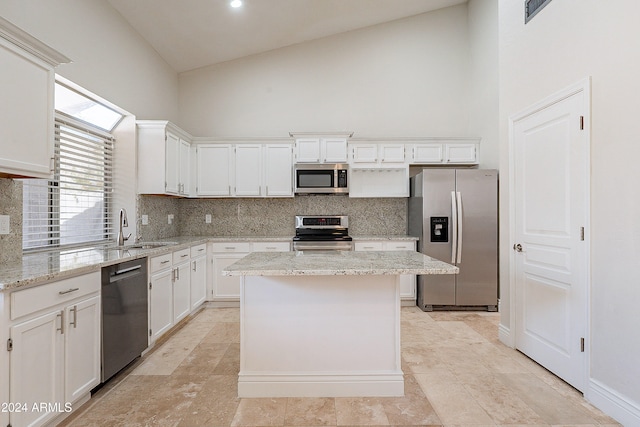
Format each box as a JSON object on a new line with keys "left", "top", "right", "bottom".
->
{"left": 60, "top": 307, "right": 620, "bottom": 427}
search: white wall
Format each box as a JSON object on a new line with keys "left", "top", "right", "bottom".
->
{"left": 499, "top": 0, "right": 640, "bottom": 424}
{"left": 0, "top": 0, "right": 179, "bottom": 122}
{"left": 467, "top": 0, "right": 498, "bottom": 169}
{"left": 179, "top": 5, "right": 476, "bottom": 142}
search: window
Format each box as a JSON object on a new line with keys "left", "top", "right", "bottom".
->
{"left": 22, "top": 83, "right": 120, "bottom": 251}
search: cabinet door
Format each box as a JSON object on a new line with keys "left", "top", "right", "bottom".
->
{"left": 212, "top": 253, "right": 247, "bottom": 301}
{"left": 354, "top": 241, "right": 383, "bottom": 251}
{"left": 380, "top": 144, "right": 405, "bottom": 163}
{"left": 196, "top": 144, "right": 232, "bottom": 196}
{"left": 323, "top": 138, "right": 348, "bottom": 163}
{"left": 10, "top": 310, "right": 64, "bottom": 427}
{"left": 235, "top": 145, "right": 262, "bottom": 196}
{"left": 190, "top": 255, "right": 207, "bottom": 310}
{"left": 295, "top": 138, "right": 321, "bottom": 163}
{"left": 165, "top": 132, "right": 180, "bottom": 194}
{"left": 150, "top": 269, "right": 173, "bottom": 342}
{"left": 0, "top": 38, "right": 55, "bottom": 178}
{"left": 350, "top": 144, "right": 378, "bottom": 163}
{"left": 179, "top": 139, "right": 190, "bottom": 195}
{"left": 445, "top": 143, "right": 477, "bottom": 164}
{"left": 412, "top": 144, "right": 443, "bottom": 163}
{"left": 264, "top": 145, "right": 293, "bottom": 197}
{"left": 64, "top": 295, "right": 100, "bottom": 403}
{"left": 173, "top": 262, "right": 191, "bottom": 323}
{"left": 382, "top": 241, "right": 417, "bottom": 301}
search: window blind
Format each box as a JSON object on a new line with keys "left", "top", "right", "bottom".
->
{"left": 22, "top": 113, "right": 115, "bottom": 251}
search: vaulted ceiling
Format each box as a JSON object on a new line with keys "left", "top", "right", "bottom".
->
{"left": 107, "top": 0, "right": 466, "bottom": 73}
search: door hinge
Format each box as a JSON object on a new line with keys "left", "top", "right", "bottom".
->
{"left": 580, "top": 116, "right": 584, "bottom": 130}
{"left": 7, "top": 338, "right": 13, "bottom": 351}
{"left": 580, "top": 227, "right": 585, "bottom": 241}
{"left": 580, "top": 337, "right": 585, "bottom": 352}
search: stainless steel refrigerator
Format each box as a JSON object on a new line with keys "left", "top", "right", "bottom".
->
{"left": 408, "top": 169, "right": 498, "bottom": 311}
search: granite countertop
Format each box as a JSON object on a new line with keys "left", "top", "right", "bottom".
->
{"left": 223, "top": 250, "right": 457, "bottom": 276}
{"left": 0, "top": 235, "right": 419, "bottom": 292}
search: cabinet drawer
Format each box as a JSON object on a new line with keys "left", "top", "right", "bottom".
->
{"left": 385, "top": 241, "right": 415, "bottom": 251}
{"left": 210, "top": 242, "right": 252, "bottom": 253}
{"left": 190, "top": 243, "right": 207, "bottom": 257}
{"left": 173, "top": 248, "right": 190, "bottom": 263}
{"left": 11, "top": 271, "right": 101, "bottom": 320}
{"left": 252, "top": 242, "right": 290, "bottom": 252}
{"left": 150, "top": 253, "right": 172, "bottom": 273}
{"left": 354, "top": 241, "right": 384, "bottom": 251}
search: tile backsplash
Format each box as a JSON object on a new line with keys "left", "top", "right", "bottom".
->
{"left": 0, "top": 178, "right": 23, "bottom": 263}
{"left": 139, "top": 195, "right": 407, "bottom": 240}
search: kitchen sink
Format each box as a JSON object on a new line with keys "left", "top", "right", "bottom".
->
{"left": 105, "top": 241, "right": 178, "bottom": 250}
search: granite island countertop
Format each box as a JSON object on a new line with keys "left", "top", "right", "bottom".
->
{"left": 223, "top": 250, "right": 457, "bottom": 276}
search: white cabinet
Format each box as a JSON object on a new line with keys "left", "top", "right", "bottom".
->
{"left": 0, "top": 17, "right": 69, "bottom": 179}
{"left": 137, "top": 121, "right": 192, "bottom": 196}
{"left": 172, "top": 248, "right": 191, "bottom": 324}
{"left": 8, "top": 272, "right": 100, "bottom": 427}
{"left": 354, "top": 240, "right": 417, "bottom": 305}
{"left": 294, "top": 137, "right": 348, "bottom": 163}
{"left": 149, "top": 255, "right": 174, "bottom": 343}
{"left": 196, "top": 143, "right": 293, "bottom": 198}
{"left": 349, "top": 143, "right": 406, "bottom": 165}
{"left": 190, "top": 244, "right": 207, "bottom": 310}
{"left": 235, "top": 144, "right": 262, "bottom": 196}
{"left": 210, "top": 241, "right": 290, "bottom": 304}
{"left": 264, "top": 144, "right": 293, "bottom": 197}
{"left": 196, "top": 144, "right": 233, "bottom": 196}
{"left": 409, "top": 139, "right": 479, "bottom": 165}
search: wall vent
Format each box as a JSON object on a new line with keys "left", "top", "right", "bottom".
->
{"left": 525, "top": 0, "right": 553, "bottom": 23}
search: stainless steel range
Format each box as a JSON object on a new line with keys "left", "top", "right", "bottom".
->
{"left": 293, "top": 215, "right": 353, "bottom": 251}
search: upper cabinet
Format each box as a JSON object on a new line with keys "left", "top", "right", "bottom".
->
{"left": 0, "top": 17, "right": 70, "bottom": 179}
{"left": 291, "top": 133, "right": 351, "bottom": 163}
{"left": 195, "top": 141, "right": 293, "bottom": 198}
{"left": 408, "top": 138, "right": 480, "bottom": 165}
{"left": 349, "top": 143, "right": 406, "bottom": 166}
{"left": 137, "top": 121, "right": 192, "bottom": 196}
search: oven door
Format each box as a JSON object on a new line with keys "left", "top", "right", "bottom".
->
{"left": 293, "top": 240, "right": 354, "bottom": 251}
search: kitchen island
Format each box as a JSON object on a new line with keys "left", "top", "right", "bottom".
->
{"left": 223, "top": 250, "right": 458, "bottom": 398}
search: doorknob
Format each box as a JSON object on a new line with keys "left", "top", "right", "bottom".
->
{"left": 513, "top": 243, "right": 523, "bottom": 252}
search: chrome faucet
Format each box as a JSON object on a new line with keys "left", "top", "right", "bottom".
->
{"left": 117, "top": 208, "right": 132, "bottom": 246}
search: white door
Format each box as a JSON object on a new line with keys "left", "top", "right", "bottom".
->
{"left": 196, "top": 144, "right": 232, "bottom": 196}
{"left": 173, "top": 262, "right": 191, "bottom": 323}
{"left": 165, "top": 132, "right": 180, "bottom": 194}
{"left": 264, "top": 144, "right": 293, "bottom": 197}
{"left": 235, "top": 144, "right": 262, "bottom": 196}
{"left": 150, "top": 269, "right": 173, "bottom": 342}
{"left": 190, "top": 255, "right": 207, "bottom": 309}
{"left": 511, "top": 79, "right": 589, "bottom": 391}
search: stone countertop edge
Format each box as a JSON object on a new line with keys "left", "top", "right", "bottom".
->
{"left": 222, "top": 251, "right": 458, "bottom": 277}
{"left": 0, "top": 235, "right": 419, "bottom": 292}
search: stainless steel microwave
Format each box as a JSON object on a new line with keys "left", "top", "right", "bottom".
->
{"left": 294, "top": 163, "right": 348, "bottom": 194}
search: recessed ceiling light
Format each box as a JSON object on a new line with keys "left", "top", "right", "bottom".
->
{"left": 230, "top": 0, "right": 242, "bottom": 8}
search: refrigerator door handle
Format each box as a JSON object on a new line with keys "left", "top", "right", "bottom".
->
{"left": 451, "top": 191, "right": 458, "bottom": 264}
{"left": 456, "top": 191, "right": 463, "bottom": 263}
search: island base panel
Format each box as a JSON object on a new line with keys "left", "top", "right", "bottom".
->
{"left": 239, "top": 274, "right": 403, "bottom": 397}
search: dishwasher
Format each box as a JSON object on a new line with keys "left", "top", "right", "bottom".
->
{"left": 101, "top": 257, "right": 148, "bottom": 382}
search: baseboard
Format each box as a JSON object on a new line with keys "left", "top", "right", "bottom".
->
{"left": 238, "top": 372, "right": 405, "bottom": 398}
{"left": 498, "top": 323, "right": 513, "bottom": 347}
{"left": 587, "top": 378, "right": 640, "bottom": 426}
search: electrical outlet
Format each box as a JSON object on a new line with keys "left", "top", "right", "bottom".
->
{"left": 0, "top": 215, "right": 9, "bottom": 235}
{"left": 205, "top": 214, "right": 212, "bottom": 224}
{"left": 168, "top": 214, "right": 174, "bottom": 225}
{"left": 141, "top": 215, "right": 149, "bottom": 225}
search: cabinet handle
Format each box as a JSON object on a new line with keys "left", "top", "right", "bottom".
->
{"left": 176, "top": 267, "right": 180, "bottom": 280}
{"left": 171, "top": 268, "right": 175, "bottom": 282}
{"left": 224, "top": 247, "right": 235, "bottom": 250}
{"left": 70, "top": 305, "right": 77, "bottom": 328}
{"left": 197, "top": 248, "right": 205, "bottom": 252}
{"left": 363, "top": 246, "right": 375, "bottom": 250}
{"left": 57, "top": 310, "right": 64, "bottom": 334}
{"left": 193, "top": 261, "right": 197, "bottom": 272}
{"left": 59, "top": 287, "right": 79, "bottom": 295}
{"left": 161, "top": 260, "right": 170, "bottom": 264}
{"left": 181, "top": 254, "right": 189, "bottom": 258}
{"left": 266, "top": 247, "right": 276, "bottom": 250}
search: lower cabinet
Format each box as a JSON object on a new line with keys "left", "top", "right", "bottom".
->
{"left": 7, "top": 272, "right": 101, "bottom": 427}
{"left": 354, "top": 240, "right": 417, "bottom": 305}
{"left": 210, "top": 241, "right": 290, "bottom": 303}
{"left": 148, "top": 243, "right": 208, "bottom": 344}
